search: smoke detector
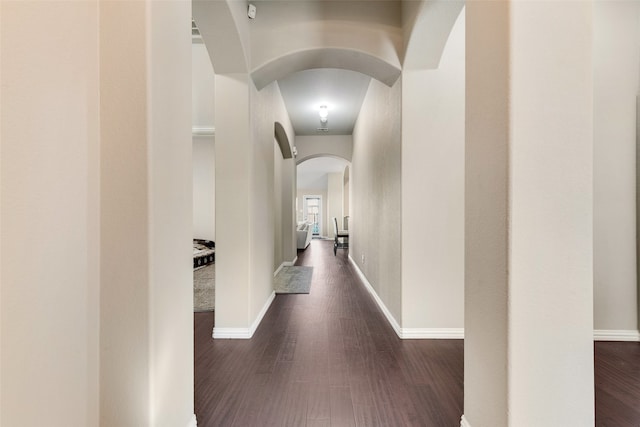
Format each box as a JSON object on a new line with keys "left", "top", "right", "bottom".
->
{"left": 248, "top": 4, "right": 257, "bottom": 19}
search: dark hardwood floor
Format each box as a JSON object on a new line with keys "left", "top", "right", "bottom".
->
{"left": 195, "top": 240, "right": 640, "bottom": 426}
{"left": 595, "top": 341, "right": 640, "bottom": 427}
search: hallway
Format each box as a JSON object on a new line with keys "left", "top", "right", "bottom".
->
{"left": 195, "top": 240, "right": 640, "bottom": 427}
{"left": 195, "top": 240, "right": 463, "bottom": 426}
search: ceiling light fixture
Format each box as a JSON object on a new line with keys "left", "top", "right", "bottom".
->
{"left": 319, "top": 105, "right": 329, "bottom": 123}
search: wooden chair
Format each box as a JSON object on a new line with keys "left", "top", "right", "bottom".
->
{"left": 333, "top": 217, "right": 349, "bottom": 256}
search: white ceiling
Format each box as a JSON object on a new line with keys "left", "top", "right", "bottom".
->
{"left": 297, "top": 157, "right": 349, "bottom": 190}
{"left": 277, "top": 68, "right": 371, "bottom": 135}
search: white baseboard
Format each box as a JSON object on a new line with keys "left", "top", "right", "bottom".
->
{"left": 348, "top": 255, "right": 402, "bottom": 338}
{"left": 460, "top": 415, "right": 472, "bottom": 427}
{"left": 250, "top": 291, "right": 276, "bottom": 337}
{"left": 594, "top": 329, "right": 640, "bottom": 341}
{"left": 350, "top": 256, "right": 639, "bottom": 343}
{"left": 273, "top": 257, "right": 299, "bottom": 277}
{"left": 186, "top": 414, "right": 197, "bottom": 427}
{"left": 192, "top": 125, "right": 215, "bottom": 137}
{"left": 402, "top": 328, "right": 465, "bottom": 339}
{"left": 274, "top": 263, "right": 285, "bottom": 277}
{"left": 212, "top": 327, "right": 252, "bottom": 339}
{"left": 348, "top": 256, "right": 464, "bottom": 340}
{"left": 212, "top": 291, "right": 276, "bottom": 339}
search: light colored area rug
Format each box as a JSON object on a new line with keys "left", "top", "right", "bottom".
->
{"left": 274, "top": 266, "right": 313, "bottom": 294}
{"left": 194, "top": 263, "right": 215, "bottom": 312}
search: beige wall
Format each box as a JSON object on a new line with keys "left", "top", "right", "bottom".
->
{"left": 401, "top": 9, "right": 465, "bottom": 331}
{"left": 593, "top": 0, "right": 640, "bottom": 333}
{"left": 351, "top": 77, "right": 402, "bottom": 322}
{"left": 327, "top": 172, "right": 344, "bottom": 239}
{"left": 282, "top": 155, "right": 297, "bottom": 263}
{"left": 147, "top": 3, "right": 193, "bottom": 425}
{"left": 192, "top": 42, "right": 215, "bottom": 242}
{"left": 274, "top": 139, "right": 297, "bottom": 268}
{"left": 249, "top": 1, "right": 402, "bottom": 88}
{"left": 192, "top": 43, "right": 215, "bottom": 130}
{"left": 465, "top": 2, "right": 594, "bottom": 425}
{"left": 100, "top": 3, "right": 151, "bottom": 424}
{"left": 249, "top": 80, "right": 296, "bottom": 321}
{"left": 296, "top": 135, "right": 353, "bottom": 163}
{"left": 193, "top": 136, "right": 215, "bottom": 241}
{"left": 101, "top": 2, "right": 194, "bottom": 426}
{"left": 214, "top": 74, "right": 253, "bottom": 331}
{"left": 274, "top": 140, "right": 284, "bottom": 269}
{"left": 1, "top": 3, "right": 100, "bottom": 425}
{"left": 214, "top": 72, "right": 295, "bottom": 335}
{"left": 2, "top": 2, "right": 194, "bottom": 426}
{"left": 343, "top": 166, "right": 350, "bottom": 220}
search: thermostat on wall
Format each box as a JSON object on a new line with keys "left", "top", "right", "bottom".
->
{"left": 248, "top": 4, "right": 257, "bottom": 19}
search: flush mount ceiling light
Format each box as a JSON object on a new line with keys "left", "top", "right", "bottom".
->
{"left": 319, "top": 105, "right": 329, "bottom": 124}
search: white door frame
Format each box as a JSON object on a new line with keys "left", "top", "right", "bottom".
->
{"left": 303, "top": 195, "right": 323, "bottom": 236}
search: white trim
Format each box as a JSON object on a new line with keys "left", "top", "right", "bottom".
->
{"left": 273, "top": 257, "right": 298, "bottom": 277}
{"left": 186, "top": 414, "right": 197, "bottom": 427}
{"left": 460, "top": 415, "right": 472, "bottom": 427}
{"left": 192, "top": 126, "right": 215, "bottom": 136}
{"left": 594, "top": 329, "right": 640, "bottom": 341}
{"left": 249, "top": 291, "right": 276, "bottom": 337}
{"left": 274, "top": 263, "right": 285, "bottom": 277}
{"left": 348, "top": 255, "right": 402, "bottom": 338}
{"left": 402, "top": 328, "right": 465, "bottom": 339}
{"left": 212, "top": 327, "right": 252, "bottom": 339}
{"left": 303, "top": 195, "right": 323, "bottom": 237}
{"left": 212, "top": 291, "right": 276, "bottom": 339}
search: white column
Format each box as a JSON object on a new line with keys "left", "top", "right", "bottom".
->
{"left": 213, "top": 74, "right": 253, "bottom": 335}
{"left": 100, "top": 1, "right": 193, "bottom": 426}
{"left": 327, "top": 172, "right": 343, "bottom": 239}
{"left": 282, "top": 157, "right": 297, "bottom": 263}
{"left": 464, "top": 2, "right": 594, "bottom": 426}
{"left": 147, "top": 1, "right": 193, "bottom": 426}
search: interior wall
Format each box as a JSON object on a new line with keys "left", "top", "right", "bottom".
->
{"left": 282, "top": 157, "right": 297, "bottom": 263}
{"left": 101, "top": 2, "right": 194, "bottom": 426}
{"left": 465, "top": 2, "right": 594, "bottom": 425}
{"left": 147, "top": 2, "right": 193, "bottom": 425}
{"left": 1, "top": 3, "right": 100, "bottom": 425}
{"left": 274, "top": 140, "right": 284, "bottom": 269}
{"left": 192, "top": 42, "right": 216, "bottom": 242}
{"left": 295, "top": 135, "right": 353, "bottom": 163}
{"left": 192, "top": 43, "right": 215, "bottom": 129}
{"left": 193, "top": 136, "right": 215, "bottom": 241}
{"left": 401, "top": 9, "right": 465, "bottom": 330}
{"left": 100, "top": 3, "right": 151, "bottom": 423}
{"left": 593, "top": 0, "right": 640, "bottom": 332}
{"left": 2, "top": 2, "right": 193, "bottom": 426}
{"left": 249, "top": 1, "right": 402, "bottom": 87}
{"left": 214, "top": 74, "right": 253, "bottom": 330}
{"left": 351, "top": 77, "right": 402, "bottom": 322}
{"left": 249, "top": 79, "right": 295, "bottom": 321}
{"left": 327, "top": 172, "right": 343, "bottom": 238}
{"left": 343, "top": 166, "right": 350, "bottom": 222}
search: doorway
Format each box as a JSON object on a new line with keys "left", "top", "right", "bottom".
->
{"left": 303, "top": 195, "right": 323, "bottom": 236}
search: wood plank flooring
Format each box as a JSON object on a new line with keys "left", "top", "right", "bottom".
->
{"left": 595, "top": 341, "right": 640, "bottom": 427}
{"left": 195, "top": 240, "right": 640, "bottom": 426}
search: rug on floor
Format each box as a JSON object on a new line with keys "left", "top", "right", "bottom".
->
{"left": 274, "top": 266, "right": 313, "bottom": 294}
{"left": 194, "top": 263, "right": 215, "bottom": 312}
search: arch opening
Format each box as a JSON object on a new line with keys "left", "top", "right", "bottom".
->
{"left": 403, "top": 0, "right": 464, "bottom": 70}
{"left": 252, "top": 47, "right": 401, "bottom": 90}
